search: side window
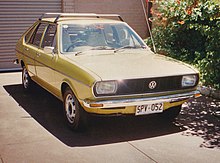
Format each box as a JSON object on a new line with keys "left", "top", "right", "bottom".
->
{"left": 41, "top": 24, "right": 56, "bottom": 48}
{"left": 25, "top": 24, "right": 37, "bottom": 43}
{"left": 29, "top": 23, "right": 47, "bottom": 47}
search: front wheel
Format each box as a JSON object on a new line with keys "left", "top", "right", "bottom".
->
{"left": 63, "top": 87, "right": 88, "bottom": 131}
{"left": 22, "top": 66, "right": 32, "bottom": 91}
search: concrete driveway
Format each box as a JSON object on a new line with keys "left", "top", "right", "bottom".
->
{"left": 0, "top": 72, "right": 219, "bottom": 163}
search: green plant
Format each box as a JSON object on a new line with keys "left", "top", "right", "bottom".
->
{"left": 147, "top": 0, "right": 220, "bottom": 89}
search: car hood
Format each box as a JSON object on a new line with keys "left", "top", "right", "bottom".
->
{"left": 66, "top": 49, "right": 198, "bottom": 80}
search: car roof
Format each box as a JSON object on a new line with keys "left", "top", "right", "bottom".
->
{"left": 39, "top": 13, "right": 124, "bottom": 24}
{"left": 41, "top": 17, "right": 124, "bottom": 25}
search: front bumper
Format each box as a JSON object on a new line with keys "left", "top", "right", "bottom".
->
{"left": 82, "top": 90, "right": 201, "bottom": 109}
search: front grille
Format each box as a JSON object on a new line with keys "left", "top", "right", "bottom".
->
{"left": 116, "top": 76, "right": 183, "bottom": 96}
{"left": 94, "top": 74, "right": 199, "bottom": 97}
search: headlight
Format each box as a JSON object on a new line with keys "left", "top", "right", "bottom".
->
{"left": 95, "top": 81, "right": 118, "bottom": 95}
{"left": 182, "top": 75, "right": 197, "bottom": 87}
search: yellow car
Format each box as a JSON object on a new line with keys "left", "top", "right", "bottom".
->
{"left": 15, "top": 13, "right": 200, "bottom": 130}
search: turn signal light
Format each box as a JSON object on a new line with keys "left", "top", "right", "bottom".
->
{"left": 89, "top": 103, "right": 104, "bottom": 108}
{"left": 194, "top": 93, "right": 202, "bottom": 98}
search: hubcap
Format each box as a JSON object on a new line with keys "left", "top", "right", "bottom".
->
{"left": 23, "top": 68, "right": 29, "bottom": 89}
{"left": 65, "top": 94, "right": 76, "bottom": 124}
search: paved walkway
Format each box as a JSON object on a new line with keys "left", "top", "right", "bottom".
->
{"left": 0, "top": 72, "right": 219, "bottom": 163}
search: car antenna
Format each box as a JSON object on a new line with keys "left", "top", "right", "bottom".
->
{"left": 140, "top": 0, "right": 157, "bottom": 53}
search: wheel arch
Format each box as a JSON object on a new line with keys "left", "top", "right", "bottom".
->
{"left": 60, "top": 75, "right": 95, "bottom": 103}
{"left": 61, "top": 82, "right": 70, "bottom": 98}
{"left": 61, "top": 81, "right": 78, "bottom": 101}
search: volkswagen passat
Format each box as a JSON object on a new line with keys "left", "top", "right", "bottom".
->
{"left": 15, "top": 13, "right": 200, "bottom": 130}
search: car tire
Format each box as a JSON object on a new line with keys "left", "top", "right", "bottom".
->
{"left": 160, "top": 105, "right": 182, "bottom": 121}
{"left": 63, "top": 87, "right": 88, "bottom": 131}
{"left": 22, "top": 66, "right": 32, "bottom": 91}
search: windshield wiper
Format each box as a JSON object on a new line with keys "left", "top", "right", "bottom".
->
{"left": 74, "top": 51, "right": 83, "bottom": 56}
{"left": 114, "top": 45, "right": 143, "bottom": 53}
{"left": 73, "top": 46, "right": 114, "bottom": 56}
{"left": 91, "top": 46, "right": 115, "bottom": 50}
{"left": 73, "top": 45, "right": 145, "bottom": 56}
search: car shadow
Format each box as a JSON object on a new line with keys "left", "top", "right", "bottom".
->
{"left": 4, "top": 84, "right": 185, "bottom": 147}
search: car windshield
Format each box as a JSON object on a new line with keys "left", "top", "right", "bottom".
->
{"left": 61, "top": 23, "right": 146, "bottom": 54}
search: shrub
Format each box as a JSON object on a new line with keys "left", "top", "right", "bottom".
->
{"left": 146, "top": 0, "right": 220, "bottom": 89}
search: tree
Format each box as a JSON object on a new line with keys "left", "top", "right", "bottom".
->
{"left": 147, "top": 0, "right": 220, "bottom": 88}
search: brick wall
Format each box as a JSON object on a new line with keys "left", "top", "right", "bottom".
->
{"left": 62, "top": 0, "right": 149, "bottom": 38}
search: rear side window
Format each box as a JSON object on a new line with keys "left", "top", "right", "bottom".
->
{"left": 29, "top": 23, "right": 47, "bottom": 47}
{"left": 41, "top": 24, "right": 56, "bottom": 48}
{"left": 25, "top": 24, "right": 37, "bottom": 43}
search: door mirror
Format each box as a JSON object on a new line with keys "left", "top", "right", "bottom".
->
{"left": 44, "top": 46, "right": 54, "bottom": 54}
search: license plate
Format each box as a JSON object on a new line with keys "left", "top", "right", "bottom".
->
{"left": 135, "top": 103, "right": 163, "bottom": 116}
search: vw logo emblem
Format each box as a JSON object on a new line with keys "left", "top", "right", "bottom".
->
{"left": 148, "top": 81, "right": 157, "bottom": 89}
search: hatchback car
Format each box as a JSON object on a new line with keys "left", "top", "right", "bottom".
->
{"left": 15, "top": 13, "right": 200, "bottom": 130}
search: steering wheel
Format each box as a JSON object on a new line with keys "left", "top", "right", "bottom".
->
{"left": 66, "top": 40, "right": 88, "bottom": 52}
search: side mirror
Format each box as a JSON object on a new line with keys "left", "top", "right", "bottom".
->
{"left": 44, "top": 46, "right": 54, "bottom": 55}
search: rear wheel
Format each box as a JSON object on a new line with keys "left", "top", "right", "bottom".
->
{"left": 63, "top": 87, "right": 88, "bottom": 131}
{"left": 22, "top": 66, "right": 32, "bottom": 91}
{"left": 160, "top": 105, "right": 182, "bottom": 121}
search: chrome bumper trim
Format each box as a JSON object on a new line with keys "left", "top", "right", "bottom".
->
{"left": 82, "top": 90, "right": 200, "bottom": 109}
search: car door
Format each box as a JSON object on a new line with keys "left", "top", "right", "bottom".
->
{"left": 22, "top": 23, "right": 39, "bottom": 77}
{"left": 35, "top": 23, "right": 57, "bottom": 92}
{"left": 26, "top": 23, "right": 48, "bottom": 80}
